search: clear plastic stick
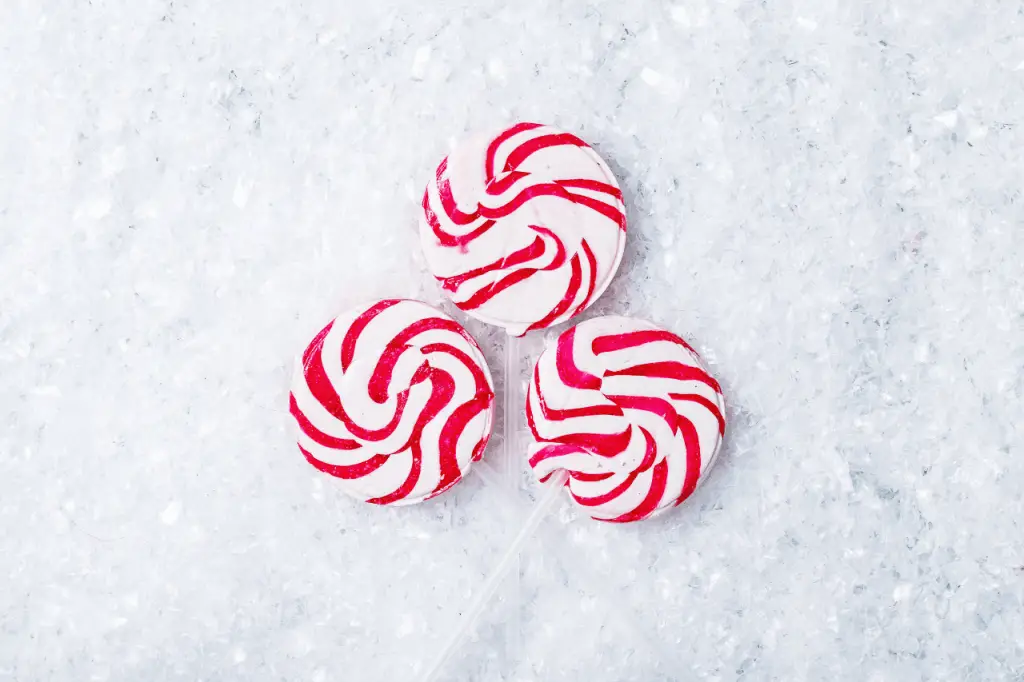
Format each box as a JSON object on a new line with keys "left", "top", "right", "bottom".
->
{"left": 470, "top": 462, "right": 686, "bottom": 671}
{"left": 502, "top": 334, "right": 521, "bottom": 658}
{"left": 417, "top": 469, "right": 568, "bottom": 682}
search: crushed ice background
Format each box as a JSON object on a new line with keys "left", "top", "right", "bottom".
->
{"left": 2, "top": 0, "right": 1023, "bottom": 680}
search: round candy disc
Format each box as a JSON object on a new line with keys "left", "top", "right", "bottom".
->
{"left": 526, "top": 316, "right": 726, "bottom": 522}
{"left": 420, "top": 122, "right": 627, "bottom": 336}
{"left": 289, "top": 299, "right": 495, "bottom": 505}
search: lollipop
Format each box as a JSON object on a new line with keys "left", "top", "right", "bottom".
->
{"left": 420, "top": 122, "right": 627, "bottom": 336}
{"left": 526, "top": 316, "right": 726, "bottom": 522}
{"left": 289, "top": 299, "right": 495, "bottom": 505}
{"left": 418, "top": 316, "right": 726, "bottom": 682}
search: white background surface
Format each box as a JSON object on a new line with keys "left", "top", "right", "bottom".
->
{"left": 2, "top": 1, "right": 1023, "bottom": 680}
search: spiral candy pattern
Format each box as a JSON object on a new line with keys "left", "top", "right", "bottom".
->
{"left": 526, "top": 316, "right": 726, "bottom": 522}
{"left": 420, "top": 122, "right": 627, "bottom": 336}
{"left": 290, "top": 299, "right": 495, "bottom": 505}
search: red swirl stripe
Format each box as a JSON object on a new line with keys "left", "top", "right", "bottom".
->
{"left": 485, "top": 121, "right": 543, "bottom": 182}
{"left": 591, "top": 329, "right": 698, "bottom": 356}
{"left": 289, "top": 299, "right": 495, "bottom": 505}
{"left": 526, "top": 316, "right": 726, "bottom": 522}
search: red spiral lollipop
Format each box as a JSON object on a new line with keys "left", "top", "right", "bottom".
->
{"left": 420, "top": 122, "right": 627, "bottom": 336}
{"left": 289, "top": 299, "right": 495, "bottom": 505}
{"left": 526, "top": 316, "right": 726, "bottom": 522}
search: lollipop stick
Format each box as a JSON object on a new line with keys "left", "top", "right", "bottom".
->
{"left": 418, "top": 469, "right": 568, "bottom": 682}
{"left": 501, "top": 333, "right": 522, "bottom": 657}
{"left": 502, "top": 334, "right": 520, "bottom": 484}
